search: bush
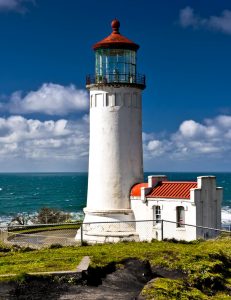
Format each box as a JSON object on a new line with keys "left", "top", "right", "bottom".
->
{"left": 11, "top": 213, "right": 30, "bottom": 225}
{"left": 49, "top": 243, "right": 63, "bottom": 249}
{"left": 37, "top": 207, "right": 71, "bottom": 224}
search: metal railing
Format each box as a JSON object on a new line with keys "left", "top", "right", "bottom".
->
{"left": 86, "top": 73, "right": 146, "bottom": 87}
{"left": 79, "top": 219, "right": 231, "bottom": 245}
{"left": 0, "top": 220, "right": 230, "bottom": 248}
{"left": 222, "top": 223, "right": 231, "bottom": 231}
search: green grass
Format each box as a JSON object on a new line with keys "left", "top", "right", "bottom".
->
{"left": 0, "top": 245, "right": 83, "bottom": 276}
{"left": 141, "top": 278, "right": 207, "bottom": 300}
{"left": 1, "top": 237, "right": 231, "bottom": 298}
{"left": 8, "top": 223, "right": 81, "bottom": 234}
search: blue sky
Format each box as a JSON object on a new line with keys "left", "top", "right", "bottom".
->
{"left": 0, "top": 0, "right": 231, "bottom": 172}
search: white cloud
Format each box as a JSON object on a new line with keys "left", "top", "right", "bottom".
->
{"left": 179, "top": 6, "right": 199, "bottom": 28}
{"left": 143, "top": 115, "right": 231, "bottom": 166}
{"left": 0, "top": 113, "right": 230, "bottom": 172}
{"left": 0, "top": 115, "right": 89, "bottom": 171}
{"left": 0, "top": 0, "right": 34, "bottom": 12}
{"left": 179, "top": 120, "right": 206, "bottom": 138}
{"left": 209, "top": 10, "right": 231, "bottom": 34}
{"left": 2, "top": 83, "right": 88, "bottom": 116}
{"left": 179, "top": 6, "right": 231, "bottom": 35}
{"left": 144, "top": 139, "right": 171, "bottom": 159}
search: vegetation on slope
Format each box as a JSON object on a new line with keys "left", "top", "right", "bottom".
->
{"left": 1, "top": 237, "right": 231, "bottom": 298}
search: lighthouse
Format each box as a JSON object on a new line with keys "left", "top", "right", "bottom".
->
{"left": 76, "top": 19, "right": 146, "bottom": 243}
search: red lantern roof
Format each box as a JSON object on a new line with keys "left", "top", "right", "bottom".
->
{"left": 93, "top": 19, "right": 139, "bottom": 51}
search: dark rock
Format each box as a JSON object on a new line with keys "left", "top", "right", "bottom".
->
{"left": 151, "top": 265, "right": 185, "bottom": 280}
{"left": 60, "top": 259, "right": 154, "bottom": 300}
{"left": 0, "top": 259, "right": 154, "bottom": 300}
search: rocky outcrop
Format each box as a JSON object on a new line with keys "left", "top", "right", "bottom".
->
{"left": 0, "top": 259, "right": 154, "bottom": 300}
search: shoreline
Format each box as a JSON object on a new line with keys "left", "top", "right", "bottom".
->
{"left": 1, "top": 208, "right": 231, "bottom": 226}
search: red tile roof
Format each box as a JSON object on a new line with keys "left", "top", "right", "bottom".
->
{"left": 130, "top": 183, "right": 148, "bottom": 197}
{"left": 147, "top": 181, "right": 197, "bottom": 199}
{"left": 93, "top": 19, "right": 139, "bottom": 51}
{"left": 130, "top": 181, "right": 197, "bottom": 199}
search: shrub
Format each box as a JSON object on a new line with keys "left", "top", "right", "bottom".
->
{"left": 37, "top": 207, "right": 71, "bottom": 224}
{"left": 49, "top": 243, "right": 63, "bottom": 249}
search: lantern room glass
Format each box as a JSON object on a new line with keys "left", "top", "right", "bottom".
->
{"left": 95, "top": 49, "right": 137, "bottom": 83}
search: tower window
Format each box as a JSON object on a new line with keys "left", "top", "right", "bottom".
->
{"left": 95, "top": 94, "right": 103, "bottom": 107}
{"left": 133, "top": 93, "right": 137, "bottom": 108}
{"left": 137, "top": 95, "right": 141, "bottom": 108}
{"left": 115, "top": 94, "right": 123, "bottom": 106}
{"left": 153, "top": 205, "right": 161, "bottom": 225}
{"left": 105, "top": 94, "right": 109, "bottom": 106}
{"left": 124, "top": 93, "right": 131, "bottom": 107}
{"left": 90, "top": 95, "right": 93, "bottom": 108}
{"left": 176, "top": 206, "right": 185, "bottom": 228}
{"left": 110, "top": 94, "right": 115, "bottom": 106}
{"left": 114, "top": 94, "right": 119, "bottom": 106}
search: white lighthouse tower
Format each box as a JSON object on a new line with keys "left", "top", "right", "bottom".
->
{"left": 77, "top": 19, "right": 146, "bottom": 243}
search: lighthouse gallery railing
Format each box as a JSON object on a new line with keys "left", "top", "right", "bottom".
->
{"left": 86, "top": 73, "right": 146, "bottom": 86}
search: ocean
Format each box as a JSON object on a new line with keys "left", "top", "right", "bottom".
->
{"left": 0, "top": 172, "right": 231, "bottom": 225}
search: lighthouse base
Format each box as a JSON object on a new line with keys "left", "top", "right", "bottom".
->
{"left": 75, "top": 209, "right": 139, "bottom": 244}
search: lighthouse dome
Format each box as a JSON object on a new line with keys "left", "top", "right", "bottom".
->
{"left": 86, "top": 19, "right": 145, "bottom": 89}
{"left": 93, "top": 19, "right": 139, "bottom": 51}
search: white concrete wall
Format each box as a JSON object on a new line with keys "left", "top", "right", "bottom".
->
{"left": 131, "top": 197, "right": 197, "bottom": 241}
{"left": 131, "top": 197, "right": 154, "bottom": 241}
{"left": 157, "top": 199, "right": 196, "bottom": 241}
{"left": 87, "top": 86, "right": 143, "bottom": 211}
{"left": 193, "top": 176, "right": 223, "bottom": 238}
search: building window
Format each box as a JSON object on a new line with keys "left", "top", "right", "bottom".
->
{"left": 153, "top": 205, "right": 161, "bottom": 225}
{"left": 176, "top": 206, "right": 185, "bottom": 228}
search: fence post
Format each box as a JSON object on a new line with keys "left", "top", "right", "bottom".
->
{"left": 80, "top": 224, "right": 83, "bottom": 246}
{"left": 161, "top": 219, "right": 164, "bottom": 241}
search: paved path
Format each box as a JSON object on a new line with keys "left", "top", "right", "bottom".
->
{"left": 8, "top": 229, "right": 78, "bottom": 247}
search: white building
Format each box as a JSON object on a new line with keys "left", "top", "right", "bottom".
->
{"left": 76, "top": 20, "right": 222, "bottom": 243}
{"left": 131, "top": 175, "right": 222, "bottom": 241}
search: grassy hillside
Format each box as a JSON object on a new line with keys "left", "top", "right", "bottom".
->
{"left": 1, "top": 237, "right": 231, "bottom": 299}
